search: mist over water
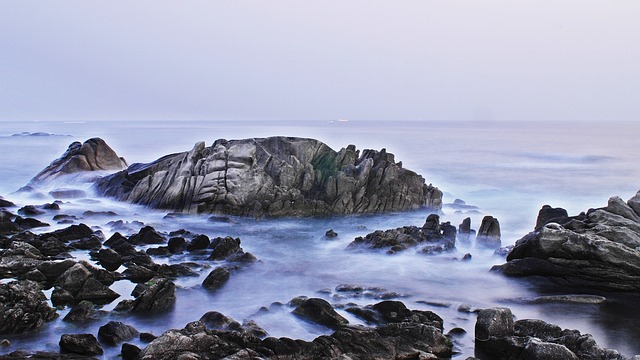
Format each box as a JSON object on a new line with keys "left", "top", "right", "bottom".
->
{"left": 1, "top": 120, "right": 639, "bottom": 357}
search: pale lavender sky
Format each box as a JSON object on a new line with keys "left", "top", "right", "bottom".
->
{"left": 1, "top": 1, "right": 639, "bottom": 122}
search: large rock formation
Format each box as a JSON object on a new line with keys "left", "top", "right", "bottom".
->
{"left": 94, "top": 137, "right": 442, "bottom": 217}
{"left": 493, "top": 192, "right": 640, "bottom": 291}
{"left": 26, "top": 138, "right": 127, "bottom": 186}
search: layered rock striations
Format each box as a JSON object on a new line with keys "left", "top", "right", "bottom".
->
{"left": 25, "top": 138, "right": 127, "bottom": 186}
{"left": 94, "top": 137, "right": 442, "bottom": 217}
{"left": 493, "top": 192, "right": 640, "bottom": 291}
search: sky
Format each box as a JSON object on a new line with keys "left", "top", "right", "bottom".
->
{"left": 1, "top": 1, "right": 639, "bottom": 122}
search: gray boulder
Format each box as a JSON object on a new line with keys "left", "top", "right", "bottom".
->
{"left": 494, "top": 194, "right": 640, "bottom": 291}
{"left": 535, "top": 205, "right": 569, "bottom": 230}
{"left": 25, "top": 138, "right": 127, "bottom": 186}
{"left": 94, "top": 137, "right": 442, "bottom": 217}
{"left": 347, "top": 213, "right": 456, "bottom": 254}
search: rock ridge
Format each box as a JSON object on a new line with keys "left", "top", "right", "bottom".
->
{"left": 94, "top": 136, "right": 442, "bottom": 217}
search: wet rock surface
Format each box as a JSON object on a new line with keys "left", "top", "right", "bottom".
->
{"left": 348, "top": 213, "right": 456, "bottom": 254}
{"left": 0, "top": 280, "right": 57, "bottom": 334}
{"left": 94, "top": 137, "right": 442, "bottom": 217}
{"left": 24, "top": 138, "right": 127, "bottom": 187}
{"left": 494, "top": 192, "right": 640, "bottom": 291}
{"left": 475, "top": 307, "right": 628, "bottom": 360}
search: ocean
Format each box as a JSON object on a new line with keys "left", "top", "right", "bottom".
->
{"left": 1, "top": 120, "right": 639, "bottom": 357}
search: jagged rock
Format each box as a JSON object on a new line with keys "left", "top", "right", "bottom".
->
{"left": 50, "top": 224, "right": 94, "bottom": 242}
{"left": 129, "top": 226, "right": 165, "bottom": 245}
{"left": 18, "top": 205, "right": 44, "bottom": 216}
{"left": 0, "top": 280, "right": 57, "bottom": 334}
{"left": 458, "top": 217, "right": 472, "bottom": 242}
{"left": 475, "top": 307, "right": 621, "bottom": 360}
{"left": 59, "top": 334, "right": 103, "bottom": 356}
{"left": 347, "top": 213, "right": 456, "bottom": 254}
{"left": 52, "top": 263, "right": 119, "bottom": 306}
{"left": 494, "top": 195, "right": 640, "bottom": 291}
{"left": 202, "top": 267, "right": 230, "bottom": 290}
{"left": 130, "top": 277, "right": 176, "bottom": 314}
{"left": 476, "top": 215, "right": 501, "bottom": 248}
{"left": 137, "top": 302, "right": 452, "bottom": 360}
{"left": 63, "top": 302, "right": 108, "bottom": 323}
{"left": 536, "top": 205, "right": 569, "bottom": 229}
{"left": 291, "top": 298, "right": 348, "bottom": 330}
{"left": 94, "top": 249, "right": 123, "bottom": 272}
{"left": 25, "top": 138, "right": 127, "bottom": 186}
{"left": 98, "top": 321, "right": 139, "bottom": 346}
{"left": 208, "top": 236, "right": 242, "bottom": 260}
{"left": 94, "top": 137, "right": 442, "bottom": 217}
{"left": 13, "top": 217, "right": 49, "bottom": 229}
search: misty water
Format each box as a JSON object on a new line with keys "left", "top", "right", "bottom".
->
{"left": 1, "top": 120, "right": 639, "bottom": 358}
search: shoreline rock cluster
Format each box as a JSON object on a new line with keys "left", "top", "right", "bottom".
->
{"left": 493, "top": 192, "right": 640, "bottom": 291}
{"left": 25, "top": 137, "right": 443, "bottom": 218}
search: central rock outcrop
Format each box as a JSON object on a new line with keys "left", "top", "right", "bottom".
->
{"left": 95, "top": 137, "right": 442, "bottom": 217}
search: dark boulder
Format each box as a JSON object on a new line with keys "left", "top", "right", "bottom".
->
{"left": 209, "top": 236, "right": 242, "bottom": 260}
{"left": 291, "top": 298, "right": 348, "bottom": 330}
{"left": 476, "top": 215, "right": 501, "bottom": 248}
{"left": 94, "top": 137, "right": 442, "bottom": 217}
{"left": 348, "top": 213, "right": 456, "bottom": 254}
{"left": 536, "top": 205, "right": 569, "bottom": 229}
{"left": 98, "top": 321, "right": 139, "bottom": 346}
{"left": 50, "top": 224, "right": 94, "bottom": 242}
{"left": 129, "top": 226, "right": 165, "bottom": 245}
{"left": 14, "top": 217, "right": 49, "bottom": 229}
{"left": 202, "top": 267, "right": 230, "bottom": 290}
{"left": 0, "top": 280, "right": 57, "bottom": 334}
{"left": 121, "top": 343, "right": 141, "bottom": 360}
{"left": 474, "top": 307, "right": 620, "bottom": 360}
{"left": 95, "top": 249, "right": 123, "bottom": 272}
{"left": 130, "top": 277, "right": 176, "bottom": 314}
{"left": 59, "top": 334, "right": 103, "bottom": 356}
{"left": 18, "top": 205, "right": 44, "bottom": 216}
{"left": 63, "top": 302, "right": 107, "bottom": 323}
{"left": 324, "top": 229, "right": 338, "bottom": 238}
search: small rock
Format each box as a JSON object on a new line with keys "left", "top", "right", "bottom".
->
{"left": 325, "top": 229, "right": 338, "bottom": 238}
{"left": 292, "top": 298, "right": 349, "bottom": 329}
{"left": 202, "top": 267, "right": 230, "bottom": 290}
{"left": 98, "top": 321, "right": 139, "bottom": 346}
{"left": 59, "top": 333, "right": 103, "bottom": 355}
{"left": 121, "top": 342, "right": 141, "bottom": 360}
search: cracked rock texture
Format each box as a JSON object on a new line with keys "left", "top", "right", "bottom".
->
{"left": 26, "top": 138, "right": 128, "bottom": 186}
{"left": 95, "top": 137, "right": 442, "bottom": 217}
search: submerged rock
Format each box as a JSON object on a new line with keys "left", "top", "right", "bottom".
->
{"left": 94, "top": 137, "right": 442, "bottom": 217}
{"left": 494, "top": 193, "right": 640, "bottom": 291}
{"left": 291, "top": 298, "right": 349, "bottom": 330}
{"left": 348, "top": 213, "right": 456, "bottom": 254}
{"left": 59, "top": 334, "right": 103, "bottom": 356}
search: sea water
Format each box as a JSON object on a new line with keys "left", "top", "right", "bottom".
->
{"left": 0, "top": 120, "right": 639, "bottom": 357}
